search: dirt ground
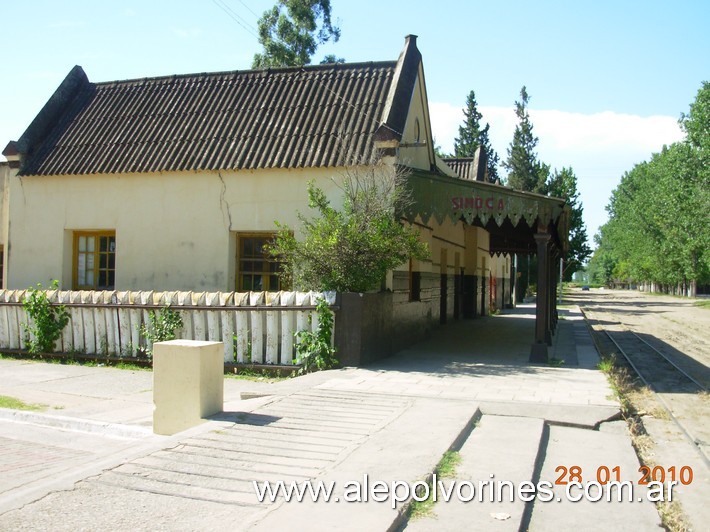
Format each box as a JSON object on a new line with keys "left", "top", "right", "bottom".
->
{"left": 569, "top": 288, "right": 710, "bottom": 531}
{"left": 569, "top": 288, "right": 710, "bottom": 386}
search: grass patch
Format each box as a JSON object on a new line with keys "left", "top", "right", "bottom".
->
{"left": 408, "top": 489, "right": 436, "bottom": 519}
{"left": 0, "top": 395, "right": 46, "bottom": 411}
{"left": 597, "top": 355, "right": 636, "bottom": 414}
{"left": 408, "top": 451, "right": 461, "bottom": 520}
{"left": 436, "top": 450, "right": 462, "bottom": 478}
{"left": 225, "top": 373, "right": 288, "bottom": 383}
{"left": 225, "top": 368, "right": 290, "bottom": 382}
{"left": 597, "top": 355, "right": 615, "bottom": 373}
{"left": 115, "top": 361, "right": 151, "bottom": 371}
{"left": 547, "top": 357, "right": 565, "bottom": 367}
{"left": 695, "top": 300, "right": 710, "bottom": 310}
{"left": 0, "top": 351, "right": 153, "bottom": 369}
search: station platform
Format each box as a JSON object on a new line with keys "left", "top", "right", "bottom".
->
{"left": 0, "top": 302, "right": 664, "bottom": 531}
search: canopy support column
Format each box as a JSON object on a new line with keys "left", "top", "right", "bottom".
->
{"left": 530, "top": 232, "right": 551, "bottom": 362}
{"left": 551, "top": 251, "right": 560, "bottom": 333}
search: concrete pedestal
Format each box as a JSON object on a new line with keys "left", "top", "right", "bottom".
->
{"left": 153, "top": 340, "right": 224, "bottom": 435}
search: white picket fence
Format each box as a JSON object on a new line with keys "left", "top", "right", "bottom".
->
{"left": 0, "top": 289, "right": 335, "bottom": 364}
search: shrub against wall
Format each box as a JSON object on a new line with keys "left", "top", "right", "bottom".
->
{"left": 22, "top": 281, "right": 69, "bottom": 354}
{"left": 269, "top": 158, "right": 429, "bottom": 292}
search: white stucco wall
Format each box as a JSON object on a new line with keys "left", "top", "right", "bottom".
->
{"left": 3, "top": 56, "right": 496, "bottom": 295}
{"left": 0, "top": 163, "right": 9, "bottom": 288}
{"left": 5, "top": 166, "right": 346, "bottom": 291}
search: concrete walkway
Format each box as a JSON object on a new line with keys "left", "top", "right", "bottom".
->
{"left": 0, "top": 303, "right": 667, "bottom": 531}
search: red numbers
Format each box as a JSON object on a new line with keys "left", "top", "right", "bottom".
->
{"left": 555, "top": 465, "right": 692, "bottom": 486}
{"left": 638, "top": 465, "right": 693, "bottom": 485}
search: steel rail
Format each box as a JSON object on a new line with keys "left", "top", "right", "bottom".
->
{"left": 602, "top": 328, "right": 710, "bottom": 470}
{"left": 628, "top": 330, "right": 707, "bottom": 392}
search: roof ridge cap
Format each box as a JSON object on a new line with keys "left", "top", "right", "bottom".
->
{"left": 93, "top": 60, "right": 399, "bottom": 87}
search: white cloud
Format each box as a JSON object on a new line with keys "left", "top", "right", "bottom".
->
{"left": 529, "top": 109, "right": 684, "bottom": 152}
{"left": 428, "top": 102, "right": 685, "bottom": 243}
{"left": 172, "top": 27, "right": 203, "bottom": 39}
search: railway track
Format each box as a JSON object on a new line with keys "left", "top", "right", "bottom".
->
{"left": 582, "top": 309, "right": 710, "bottom": 468}
{"left": 604, "top": 329, "right": 707, "bottom": 395}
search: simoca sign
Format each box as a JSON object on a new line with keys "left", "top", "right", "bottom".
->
{"left": 451, "top": 196, "right": 506, "bottom": 211}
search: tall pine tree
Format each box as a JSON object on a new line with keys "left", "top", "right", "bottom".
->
{"left": 453, "top": 91, "right": 499, "bottom": 182}
{"left": 504, "top": 86, "right": 546, "bottom": 193}
{"left": 504, "top": 87, "right": 549, "bottom": 302}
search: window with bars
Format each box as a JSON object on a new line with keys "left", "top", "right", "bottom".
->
{"left": 73, "top": 231, "right": 116, "bottom": 290}
{"left": 237, "top": 233, "right": 285, "bottom": 292}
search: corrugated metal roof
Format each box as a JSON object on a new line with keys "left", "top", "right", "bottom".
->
{"left": 19, "top": 61, "right": 397, "bottom": 176}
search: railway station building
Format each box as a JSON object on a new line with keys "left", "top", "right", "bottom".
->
{"left": 0, "top": 35, "right": 569, "bottom": 363}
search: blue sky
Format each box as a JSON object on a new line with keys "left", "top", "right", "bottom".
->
{"left": 1, "top": 0, "right": 707, "bottom": 245}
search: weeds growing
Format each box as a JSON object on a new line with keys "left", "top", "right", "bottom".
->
{"left": 408, "top": 451, "right": 461, "bottom": 520}
{"left": 0, "top": 395, "right": 46, "bottom": 411}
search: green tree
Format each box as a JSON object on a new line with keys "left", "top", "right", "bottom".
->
{"left": 453, "top": 91, "right": 483, "bottom": 157}
{"left": 479, "top": 124, "right": 500, "bottom": 183}
{"left": 544, "top": 167, "right": 591, "bottom": 280}
{"left": 453, "top": 90, "right": 500, "bottom": 182}
{"left": 503, "top": 87, "right": 549, "bottom": 301}
{"left": 591, "top": 82, "right": 710, "bottom": 295}
{"left": 503, "top": 86, "right": 547, "bottom": 193}
{"left": 320, "top": 54, "right": 345, "bottom": 64}
{"left": 681, "top": 81, "right": 710, "bottom": 163}
{"left": 252, "top": 0, "right": 341, "bottom": 68}
{"left": 269, "top": 160, "right": 429, "bottom": 292}
{"left": 587, "top": 230, "right": 618, "bottom": 286}
{"left": 680, "top": 83, "right": 710, "bottom": 290}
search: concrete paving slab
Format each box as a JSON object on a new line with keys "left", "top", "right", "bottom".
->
{"left": 406, "top": 415, "right": 545, "bottom": 532}
{"left": 317, "top": 363, "right": 618, "bottom": 411}
{"left": 528, "top": 425, "right": 663, "bottom": 531}
{"left": 0, "top": 302, "right": 652, "bottom": 531}
{"left": 641, "top": 416, "right": 710, "bottom": 532}
{"left": 478, "top": 401, "right": 621, "bottom": 429}
{"left": 0, "top": 408, "right": 152, "bottom": 438}
{"left": 0, "top": 422, "right": 167, "bottom": 516}
{"left": 0, "top": 480, "right": 258, "bottom": 532}
{"left": 0, "top": 396, "right": 274, "bottom": 517}
{"left": 247, "top": 398, "right": 481, "bottom": 532}
{"left": 0, "top": 359, "right": 101, "bottom": 385}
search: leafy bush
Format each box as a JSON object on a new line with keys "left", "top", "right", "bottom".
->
{"left": 22, "top": 280, "right": 69, "bottom": 354}
{"left": 140, "top": 305, "right": 183, "bottom": 356}
{"left": 269, "top": 157, "right": 429, "bottom": 292}
{"left": 294, "top": 298, "right": 337, "bottom": 373}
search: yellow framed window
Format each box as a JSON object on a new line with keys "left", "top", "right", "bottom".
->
{"left": 73, "top": 231, "right": 116, "bottom": 290}
{"left": 237, "top": 233, "right": 285, "bottom": 291}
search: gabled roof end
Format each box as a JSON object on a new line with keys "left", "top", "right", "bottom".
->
{"left": 374, "top": 34, "right": 422, "bottom": 144}
{"left": 15, "top": 65, "right": 89, "bottom": 156}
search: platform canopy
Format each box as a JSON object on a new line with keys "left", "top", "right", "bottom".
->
{"left": 403, "top": 169, "right": 571, "bottom": 363}
{"left": 403, "top": 170, "right": 569, "bottom": 254}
